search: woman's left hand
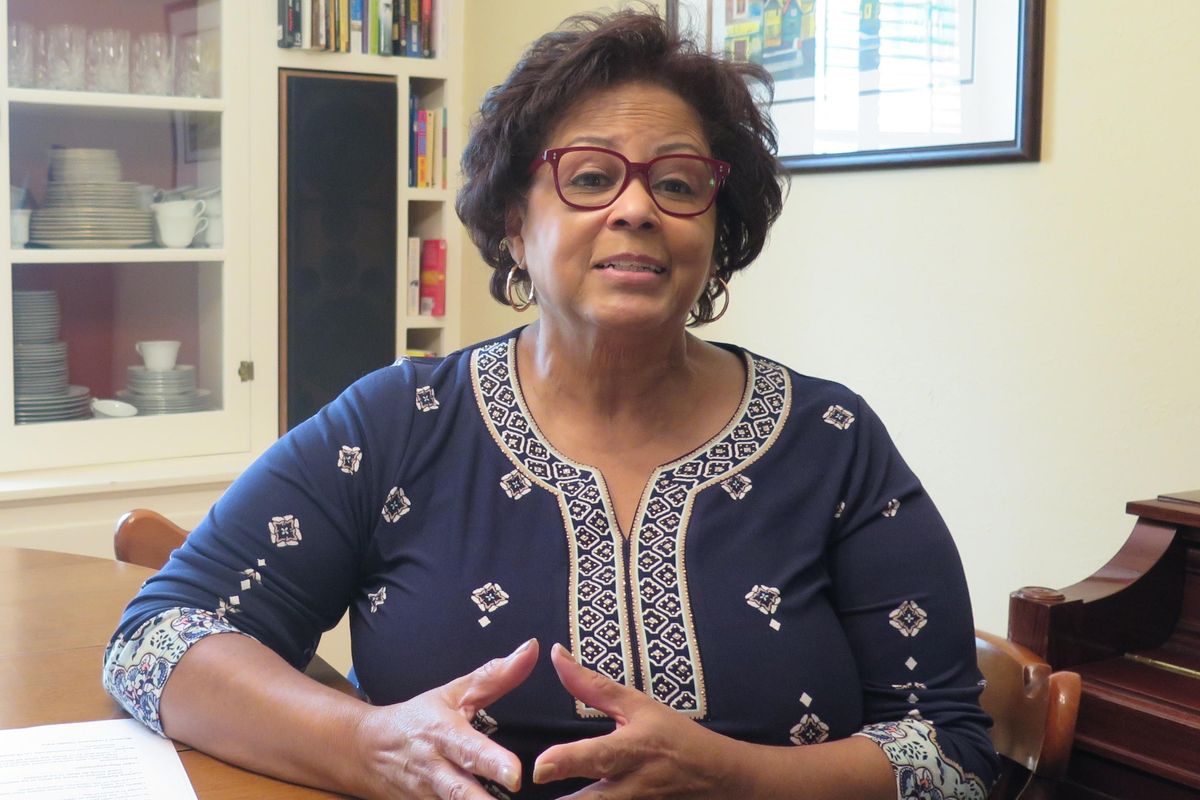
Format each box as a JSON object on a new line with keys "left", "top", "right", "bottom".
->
{"left": 532, "top": 643, "right": 743, "bottom": 799}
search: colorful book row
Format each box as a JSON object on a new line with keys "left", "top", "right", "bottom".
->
{"left": 278, "top": 0, "right": 436, "bottom": 58}
{"left": 407, "top": 237, "right": 446, "bottom": 317}
{"left": 410, "top": 99, "right": 448, "bottom": 189}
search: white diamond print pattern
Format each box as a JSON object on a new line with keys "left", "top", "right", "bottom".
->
{"left": 415, "top": 385, "right": 440, "bottom": 412}
{"left": 789, "top": 713, "right": 830, "bottom": 745}
{"left": 381, "top": 487, "right": 412, "bottom": 523}
{"left": 268, "top": 515, "right": 302, "bottom": 547}
{"left": 889, "top": 600, "right": 929, "bottom": 637}
{"left": 883, "top": 498, "right": 900, "bottom": 518}
{"left": 471, "top": 582, "right": 510, "bottom": 627}
{"left": 367, "top": 587, "right": 387, "bottom": 613}
{"left": 337, "top": 446, "right": 362, "bottom": 474}
{"left": 499, "top": 469, "right": 532, "bottom": 500}
{"left": 721, "top": 474, "right": 752, "bottom": 500}
{"left": 822, "top": 404, "right": 855, "bottom": 430}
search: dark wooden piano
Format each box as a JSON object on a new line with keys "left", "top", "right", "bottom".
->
{"left": 1008, "top": 491, "right": 1200, "bottom": 799}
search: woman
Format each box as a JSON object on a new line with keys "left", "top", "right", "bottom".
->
{"left": 104, "top": 10, "right": 998, "bottom": 799}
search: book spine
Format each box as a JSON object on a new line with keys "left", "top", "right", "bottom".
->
{"left": 416, "top": 109, "right": 428, "bottom": 188}
{"left": 340, "top": 0, "right": 350, "bottom": 52}
{"left": 392, "top": 0, "right": 403, "bottom": 55}
{"left": 350, "top": 0, "right": 363, "bottom": 55}
{"left": 426, "top": 108, "right": 437, "bottom": 189}
{"left": 408, "top": 92, "right": 417, "bottom": 187}
{"left": 379, "top": 0, "right": 392, "bottom": 55}
{"left": 408, "top": 0, "right": 420, "bottom": 57}
{"left": 421, "top": 0, "right": 432, "bottom": 58}
{"left": 292, "top": 0, "right": 303, "bottom": 46}
{"left": 301, "top": 0, "right": 313, "bottom": 48}
{"left": 441, "top": 106, "right": 448, "bottom": 189}
{"left": 419, "top": 239, "right": 446, "bottom": 317}
{"left": 406, "top": 237, "right": 422, "bottom": 316}
{"left": 277, "top": 0, "right": 289, "bottom": 47}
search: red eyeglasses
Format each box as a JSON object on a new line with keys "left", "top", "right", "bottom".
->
{"left": 529, "top": 146, "right": 731, "bottom": 217}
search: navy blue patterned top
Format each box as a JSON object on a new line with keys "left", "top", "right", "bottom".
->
{"left": 104, "top": 331, "right": 998, "bottom": 799}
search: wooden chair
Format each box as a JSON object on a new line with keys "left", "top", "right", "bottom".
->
{"left": 976, "top": 629, "right": 1081, "bottom": 800}
{"left": 113, "top": 508, "right": 358, "bottom": 696}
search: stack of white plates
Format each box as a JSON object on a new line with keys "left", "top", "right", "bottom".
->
{"left": 14, "top": 342, "right": 70, "bottom": 397}
{"left": 31, "top": 149, "right": 153, "bottom": 248}
{"left": 30, "top": 207, "right": 154, "bottom": 248}
{"left": 48, "top": 148, "right": 122, "bottom": 183}
{"left": 15, "top": 385, "right": 93, "bottom": 424}
{"left": 116, "top": 364, "right": 210, "bottom": 415}
{"left": 13, "top": 290, "right": 61, "bottom": 344}
{"left": 45, "top": 181, "right": 138, "bottom": 209}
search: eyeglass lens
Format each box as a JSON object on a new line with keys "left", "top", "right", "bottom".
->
{"left": 555, "top": 149, "right": 718, "bottom": 214}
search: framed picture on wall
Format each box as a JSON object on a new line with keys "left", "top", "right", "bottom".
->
{"left": 666, "top": 0, "right": 1045, "bottom": 172}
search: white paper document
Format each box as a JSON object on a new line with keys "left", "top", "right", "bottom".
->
{"left": 0, "top": 718, "right": 197, "bottom": 799}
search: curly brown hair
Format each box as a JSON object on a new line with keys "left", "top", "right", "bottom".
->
{"left": 455, "top": 7, "right": 785, "bottom": 325}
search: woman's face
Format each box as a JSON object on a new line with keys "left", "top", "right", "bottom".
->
{"left": 510, "top": 81, "right": 718, "bottom": 335}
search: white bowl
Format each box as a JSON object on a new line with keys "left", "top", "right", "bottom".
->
{"left": 91, "top": 398, "right": 138, "bottom": 418}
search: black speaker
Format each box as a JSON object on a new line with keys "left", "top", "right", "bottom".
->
{"left": 280, "top": 70, "right": 397, "bottom": 432}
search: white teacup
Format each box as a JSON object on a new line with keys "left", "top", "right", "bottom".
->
{"left": 205, "top": 215, "right": 223, "bottom": 247}
{"left": 136, "top": 340, "right": 181, "bottom": 371}
{"left": 157, "top": 214, "right": 208, "bottom": 248}
{"left": 152, "top": 198, "right": 206, "bottom": 217}
{"left": 10, "top": 209, "right": 31, "bottom": 248}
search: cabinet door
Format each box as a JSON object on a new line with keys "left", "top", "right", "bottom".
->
{"left": 2, "top": 0, "right": 252, "bottom": 473}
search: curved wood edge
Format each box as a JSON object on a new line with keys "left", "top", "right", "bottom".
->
{"left": 113, "top": 508, "right": 189, "bottom": 571}
{"left": 1009, "top": 517, "right": 1186, "bottom": 665}
{"left": 1038, "top": 670, "right": 1081, "bottom": 780}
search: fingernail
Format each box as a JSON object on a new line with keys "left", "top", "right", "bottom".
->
{"left": 552, "top": 642, "right": 575, "bottom": 662}
{"left": 499, "top": 765, "right": 520, "bottom": 792}
{"left": 532, "top": 761, "right": 556, "bottom": 784}
{"left": 514, "top": 638, "right": 534, "bottom": 655}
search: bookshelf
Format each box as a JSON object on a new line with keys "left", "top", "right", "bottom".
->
{"left": 254, "top": 1, "right": 463, "bottom": 366}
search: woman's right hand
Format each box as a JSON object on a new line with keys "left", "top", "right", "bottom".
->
{"left": 353, "top": 638, "right": 539, "bottom": 799}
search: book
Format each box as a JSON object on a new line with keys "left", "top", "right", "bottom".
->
{"left": 421, "top": 0, "right": 433, "bottom": 57}
{"left": 301, "top": 0, "right": 313, "bottom": 48}
{"left": 441, "top": 106, "right": 448, "bottom": 188}
{"left": 277, "top": 0, "right": 289, "bottom": 47}
{"left": 408, "top": 0, "right": 420, "bottom": 57}
{"left": 350, "top": 0, "right": 363, "bottom": 54}
{"left": 378, "top": 0, "right": 392, "bottom": 55}
{"left": 416, "top": 108, "right": 428, "bottom": 188}
{"left": 426, "top": 106, "right": 437, "bottom": 189}
{"left": 339, "top": 0, "right": 350, "bottom": 52}
{"left": 419, "top": 239, "right": 447, "bottom": 316}
{"left": 392, "top": 0, "right": 403, "bottom": 55}
{"left": 408, "top": 92, "right": 417, "bottom": 187}
{"left": 292, "top": 0, "right": 303, "bottom": 46}
{"left": 406, "top": 237, "right": 421, "bottom": 315}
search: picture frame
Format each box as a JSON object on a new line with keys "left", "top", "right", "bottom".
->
{"left": 666, "top": 0, "right": 1045, "bottom": 172}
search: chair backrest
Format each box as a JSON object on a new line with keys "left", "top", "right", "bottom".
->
{"left": 976, "top": 629, "right": 1081, "bottom": 800}
{"left": 113, "top": 508, "right": 189, "bottom": 570}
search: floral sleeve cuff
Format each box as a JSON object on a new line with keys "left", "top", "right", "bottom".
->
{"left": 102, "top": 607, "right": 253, "bottom": 735}
{"left": 854, "top": 719, "right": 989, "bottom": 800}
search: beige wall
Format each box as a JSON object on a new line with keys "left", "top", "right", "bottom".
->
{"left": 462, "top": 3, "right": 1200, "bottom": 634}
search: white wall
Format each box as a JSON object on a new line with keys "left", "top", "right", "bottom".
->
{"left": 462, "top": 3, "right": 1200, "bottom": 635}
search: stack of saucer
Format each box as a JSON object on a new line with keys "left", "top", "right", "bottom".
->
{"left": 116, "top": 365, "right": 210, "bottom": 415}
{"left": 12, "top": 290, "right": 93, "bottom": 424}
{"left": 30, "top": 148, "right": 154, "bottom": 248}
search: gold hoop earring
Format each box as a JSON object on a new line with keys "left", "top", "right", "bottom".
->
{"left": 505, "top": 264, "right": 535, "bottom": 312}
{"left": 708, "top": 276, "right": 730, "bottom": 323}
{"left": 688, "top": 276, "right": 729, "bottom": 326}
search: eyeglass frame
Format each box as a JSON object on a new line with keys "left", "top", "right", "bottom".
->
{"left": 528, "top": 146, "right": 732, "bottom": 218}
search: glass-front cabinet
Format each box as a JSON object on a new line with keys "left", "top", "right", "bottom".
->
{"left": 2, "top": 0, "right": 250, "bottom": 474}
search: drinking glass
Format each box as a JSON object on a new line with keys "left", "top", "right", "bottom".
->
{"left": 131, "top": 33, "right": 173, "bottom": 95}
{"left": 86, "top": 28, "right": 130, "bottom": 93}
{"left": 44, "top": 24, "right": 86, "bottom": 90}
{"left": 174, "top": 36, "right": 218, "bottom": 97}
{"left": 7, "top": 22, "right": 37, "bottom": 88}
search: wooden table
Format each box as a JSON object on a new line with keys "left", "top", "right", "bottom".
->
{"left": 0, "top": 546, "right": 352, "bottom": 798}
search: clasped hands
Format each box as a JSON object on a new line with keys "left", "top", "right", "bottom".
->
{"left": 354, "top": 639, "right": 739, "bottom": 799}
